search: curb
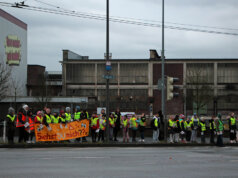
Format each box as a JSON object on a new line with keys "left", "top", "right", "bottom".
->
{"left": 0, "top": 143, "right": 237, "bottom": 148}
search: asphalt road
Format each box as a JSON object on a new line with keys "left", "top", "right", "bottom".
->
{"left": 0, "top": 147, "right": 237, "bottom": 178}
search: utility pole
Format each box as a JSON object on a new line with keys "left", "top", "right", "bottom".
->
{"left": 161, "top": 0, "right": 167, "bottom": 142}
{"left": 105, "top": 0, "right": 110, "bottom": 142}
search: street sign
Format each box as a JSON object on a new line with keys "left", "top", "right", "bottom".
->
{"left": 103, "top": 75, "right": 114, "bottom": 79}
{"left": 106, "top": 61, "right": 112, "bottom": 71}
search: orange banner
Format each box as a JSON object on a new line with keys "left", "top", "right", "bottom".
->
{"left": 34, "top": 120, "right": 89, "bottom": 142}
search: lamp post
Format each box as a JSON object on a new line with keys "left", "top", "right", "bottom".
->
{"left": 161, "top": 0, "right": 167, "bottom": 142}
{"left": 105, "top": 0, "right": 110, "bottom": 142}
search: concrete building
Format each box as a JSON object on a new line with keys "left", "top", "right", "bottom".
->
{"left": 61, "top": 49, "right": 238, "bottom": 116}
{"left": 0, "top": 9, "right": 27, "bottom": 96}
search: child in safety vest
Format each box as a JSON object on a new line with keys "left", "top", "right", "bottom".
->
{"left": 109, "top": 113, "right": 115, "bottom": 141}
{"left": 130, "top": 115, "right": 139, "bottom": 142}
{"left": 98, "top": 115, "right": 106, "bottom": 142}
{"left": 26, "top": 110, "right": 35, "bottom": 144}
{"left": 90, "top": 112, "right": 99, "bottom": 143}
{"left": 199, "top": 117, "right": 206, "bottom": 144}
{"left": 34, "top": 111, "right": 43, "bottom": 124}
{"left": 121, "top": 115, "right": 130, "bottom": 143}
{"left": 168, "top": 116, "right": 174, "bottom": 143}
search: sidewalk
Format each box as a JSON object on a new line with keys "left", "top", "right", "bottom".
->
{"left": 0, "top": 136, "right": 237, "bottom": 148}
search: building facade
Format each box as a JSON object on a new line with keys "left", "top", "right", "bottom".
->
{"left": 0, "top": 9, "right": 27, "bottom": 96}
{"left": 61, "top": 50, "right": 238, "bottom": 116}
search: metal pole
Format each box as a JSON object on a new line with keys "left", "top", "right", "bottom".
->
{"left": 161, "top": 0, "right": 167, "bottom": 142}
{"left": 106, "top": 0, "right": 110, "bottom": 142}
{"left": 3, "top": 121, "right": 6, "bottom": 143}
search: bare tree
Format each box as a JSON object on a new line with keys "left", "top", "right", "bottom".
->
{"left": 34, "top": 73, "right": 52, "bottom": 109}
{"left": 185, "top": 65, "right": 214, "bottom": 115}
{"left": 0, "top": 59, "right": 11, "bottom": 101}
{"left": 9, "top": 77, "right": 23, "bottom": 110}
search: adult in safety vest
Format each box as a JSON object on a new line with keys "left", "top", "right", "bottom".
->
{"left": 16, "top": 104, "right": 29, "bottom": 143}
{"left": 139, "top": 113, "right": 146, "bottom": 142}
{"left": 151, "top": 114, "right": 160, "bottom": 143}
{"left": 130, "top": 114, "right": 140, "bottom": 142}
{"left": 191, "top": 113, "right": 200, "bottom": 143}
{"left": 90, "top": 112, "right": 99, "bottom": 143}
{"left": 6, "top": 107, "right": 16, "bottom": 144}
{"left": 173, "top": 115, "right": 180, "bottom": 143}
{"left": 65, "top": 107, "right": 72, "bottom": 123}
{"left": 43, "top": 108, "right": 52, "bottom": 129}
{"left": 81, "top": 109, "right": 90, "bottom": 142}
{"left": 98, "top": 115, "right": 106, "bottom": 142}
{"left": 74, "top": 106, "right": 81, "bottom": 143}
{"left": 185, "top": 117, "right": 192, "bottom": 142}
{"left": 25, "top": 110, "right": 35, "bottom": 144}
{"left": 209, "top": 115, "right": 216, "bottom": 144}
{"left": 109, "top": 113, "right": 115, "bottom": 141}
{"left": 199, "top": 117, "right": 206, "bottom": 144}
{"left": 121, "top": 115, "right": 130, "bottom": 143}
{"left": 216, "top": 113, "right": 224, "bottom": 147}
{"left": 229, "top": 112, "right": 237, "bottom": 143}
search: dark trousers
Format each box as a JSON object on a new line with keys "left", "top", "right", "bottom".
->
{"left": 18, "top": 127, "right": 27, "bottom": 143}
{"left": 186, "top": 131, "right": 191, "bottom": 142}
{"left": 210, "top": 130, "right": 215, "bottom": 144}
{"left": 7, "top": 127, "right": 15, "bottom": 144}
{"left": 91, "top": 129, "right": 97, "bottom": 142}
{"left": 216, "top": 134, "right": 223, "bottom": 147}
{"left": 230, "top": 130, "right": 236, "bottom": 140}
{"left": 140, "top": 126, "right": 145, "bottom": 139}
{"left": 98, "top": 130, "right": 105, "bottom": 142}
{"left": 132, "top": 129, "right": 137, "bottom": 141}
{"left": 114, "top": 127, "right": 120, "bottom": 141}
{"left": 201, "top": 132, "right": 206, "bottom": 143}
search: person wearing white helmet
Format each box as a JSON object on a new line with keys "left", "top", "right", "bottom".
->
{"left": 16, "top": 104, "right": 29, "bottom": 143}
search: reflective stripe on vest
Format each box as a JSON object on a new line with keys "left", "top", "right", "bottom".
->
{"left": 65, "top": 113, "right": 71, "bottom": 121}
{"left": 74, "top": 112, "right": 81, "bottom": 120}
{"left": 27, "top": 118, "right": 34, "bottom": 131}
{"left": 91, "top": 117, "right": 98, "bottom": 127}
{"left": 200, "top": 122, "right": 206, "bottom": 132}
{"left": 60, "top": 117, "right": 65, "bottom": 122}
{"left": 45, "top": 115, "right": 51, "bottom": 124}
{"left": 51, "top": 116, "right": 59, "bottom": 124}
{"left": 7, "top": 114, "right": 15, "bottom": 122}
{"left": 36, "top": 116, "right": 43, "bottom": 123}
{"left": 230, "top": 117, "right": 236, "bottom": 126}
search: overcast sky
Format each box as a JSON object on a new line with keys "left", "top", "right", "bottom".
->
{"left": 2, "top": 0, "right": 238, "bottom": 70}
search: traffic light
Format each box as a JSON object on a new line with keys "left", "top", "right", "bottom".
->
{"left": 167, "top": 77, "right": 179, "bottom": 100}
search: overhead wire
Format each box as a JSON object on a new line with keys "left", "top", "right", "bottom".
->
{"left": 0, "top": 1, "right": 238, "bottom": 36}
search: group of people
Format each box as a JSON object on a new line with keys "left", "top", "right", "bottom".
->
{"left": 168, "top": 112, "right": 237, "bottom": 146}
{"left": 3, "top": 104, "right": 238, "bottom": 145}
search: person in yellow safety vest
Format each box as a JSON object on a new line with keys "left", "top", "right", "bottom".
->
{"left": 179, "top": 114, "right": 186, "bottom": 143}
{"left": 34, "top": 111, "right": 43, "bottom": 124}
{"left": 168, "top": 116, "right": 175, "bottom": 143}
{"left": 139, "top": 113, "right": 146, "bottom": 143}
{"left": 109, "top": 113, "right": 115, "bottom": 141}
{"left": 209, "top": 115, "right": 216, "bottom": 144}
{"left": 6, "top": 107, "right": 16, "bottom": 144}
{"left": 191, "top": 113, "right": 200, "bottom": 143}
{"left": 228, "top": 112, "right": 237, "bottom": 143}
{"left": 98, "top": 115, "right": 106, "bottom": 142}
{"left": 43, "top": 108, "right": 52, "bottom": 130}
{"left": 74, "top": 106, "right": 81, "bottom": 143}
{"left": 51, "top": 112, "right": 59, "bottom": 124}
{"left": 152, "top": 113, "right": 160, "bottom": 143}
{"left": 185, "top": 117, "right": 192, "bottom": 142}
{"left": 199, "top": 117, "right": 206, "bottom": 144}
{"left": 90, "top": 112, "right": 99, "bottom": 143}
{"left": 121, "top": 115, "right": 130, "bottom": 143}
{"left": 216, "top": 113, "right": 224, "bottom": 147}
{"left": 65, "top": 107, "right": 72, "bottom": 123}
{"left": 130, "top": 114, "right": 140, "bottom": 142}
